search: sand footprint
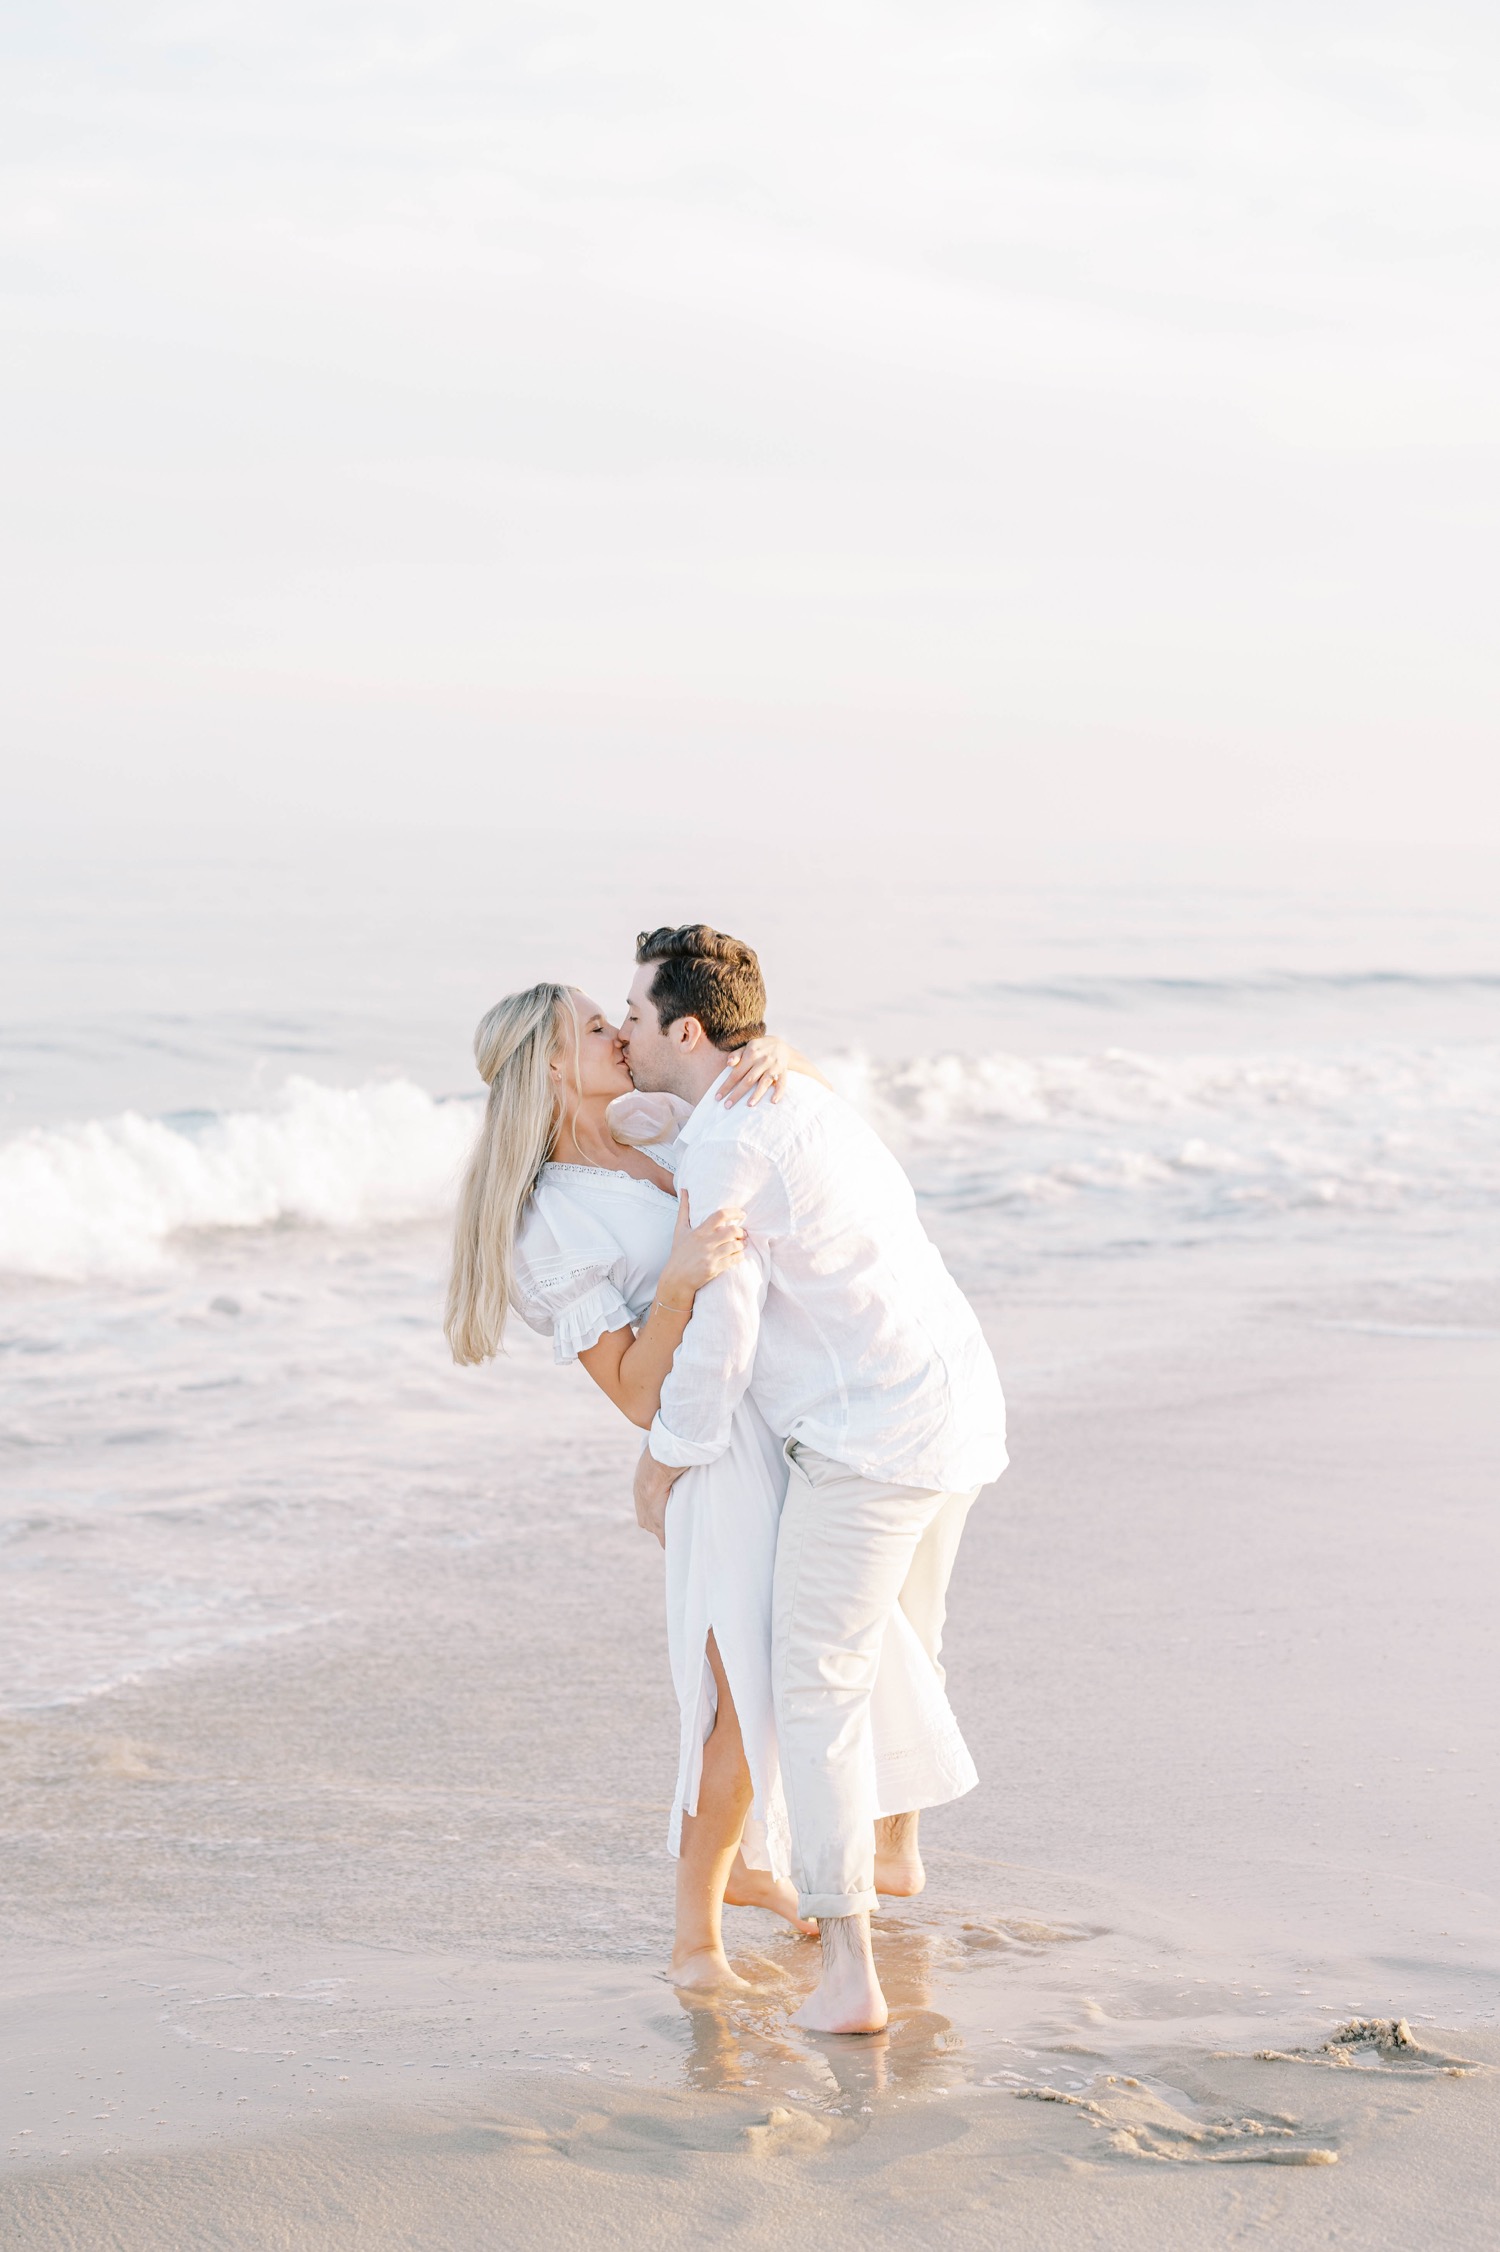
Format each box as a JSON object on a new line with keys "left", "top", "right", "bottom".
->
{"left": 1021, "top": 2073, "right": 1338, "bottom": 2164}
{"left": 1254, "top": 2017, "right": 1480, "bottom": 2076}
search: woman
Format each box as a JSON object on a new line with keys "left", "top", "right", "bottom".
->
{"left": 447, "top": 982, "right": 970, "bottom": 1992}
{"left": 445, "top": 980, "right": 815, "bottom": 1989}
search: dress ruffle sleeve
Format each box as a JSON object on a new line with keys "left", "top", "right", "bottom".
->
{"left": 513, "top": 1185, "right": 636, "bottom": 1365}
{"left": 604, "top": 1091, "right": 691, "bottom": 1165}
{"left": 543, "top": 1274, "right": 635, "bottom": 1363}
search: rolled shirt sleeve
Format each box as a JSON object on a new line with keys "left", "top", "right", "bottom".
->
{"left": 648, "top": 1137, "right": 785, "bottom": 1468}
{"left": 648, "top": 1239, "right": 768, "bottom": 1465}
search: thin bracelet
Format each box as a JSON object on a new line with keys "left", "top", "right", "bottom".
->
{"left": 653, "top": 1296, "right": 692, "bottom": 1316}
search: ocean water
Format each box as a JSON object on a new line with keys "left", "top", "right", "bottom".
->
{"left": 4, "top": 828, "right": 1500, "bottom": 2186}
{"left": 4, "top": 834, "right": 1499, "bottom": 1714}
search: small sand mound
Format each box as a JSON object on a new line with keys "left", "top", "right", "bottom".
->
{"left": 743, "top": 2107, "right": 834, "bottom": 2157}
{"left": 1020, "top": 2075, "right": 1338, "bottom": 2165}
{"left": 93, "top": 1737, "right": 166, "bottom": 1781}
{"left": 959, "top": 1917, "right": 1095, "bottom": 1954}
{"left": 1256, "top": 2018, "right": 1479, "bottom": 2075}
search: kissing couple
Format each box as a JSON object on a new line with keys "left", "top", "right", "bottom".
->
{"left": 447, "top": 924, "right": 1006, "bottom": 2034}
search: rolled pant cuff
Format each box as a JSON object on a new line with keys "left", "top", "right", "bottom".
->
{"left": 797, "top": 1888, "right": 879, "bottom": 1919}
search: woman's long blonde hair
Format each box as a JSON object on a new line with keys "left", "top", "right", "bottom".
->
{"left": 445, "top": 981, "right": 575, "bottom": 1365}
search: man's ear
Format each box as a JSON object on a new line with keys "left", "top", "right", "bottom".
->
{"left": 673, "top": 1015, "right": 705, "bottom": 1051}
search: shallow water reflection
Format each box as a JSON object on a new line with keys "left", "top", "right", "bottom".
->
{"left": 664, "top": 1922, "right": 970, "bottom": 2111}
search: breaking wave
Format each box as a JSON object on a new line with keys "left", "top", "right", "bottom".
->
{"left": 825, "top": 1042, "right": 1500, "bottom": 1228}
{"left": 0, "top": 1077, "right": 480, "bottom": 1280}
{"left": 4, "top": 1040, "right": 1499, "bottom": 1279}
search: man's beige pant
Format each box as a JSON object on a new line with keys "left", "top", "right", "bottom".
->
{"left": 772, "top": 1443, "right": 980, "bottom": 1920}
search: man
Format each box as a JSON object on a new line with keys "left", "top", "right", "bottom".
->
{"left": 622, "top": 924, "right": 1007, "bottom": 2034}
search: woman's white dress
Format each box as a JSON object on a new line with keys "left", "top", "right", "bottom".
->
{"left": 512, "top": 1146, "right": 976, "bottom": 1879}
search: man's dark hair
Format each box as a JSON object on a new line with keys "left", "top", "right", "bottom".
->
{"left": 634, "top": 924, "right": 767, "bottom": 1051}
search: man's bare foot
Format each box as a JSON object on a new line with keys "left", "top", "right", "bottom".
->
{"left": 789, "top": 1914, "right": 889, "bottom": 2035}
{"left": 874, "top": 1812, "right": 925, "bottom": 1900}
{"left": 792, "top": 1973, "right": 888, "bottom": 2034}
{"left": 671, "top": 1946, "right": 753, "bottom": 1994}
{"left": 724, "top": 1853, "right": 818, "bottom": 1935}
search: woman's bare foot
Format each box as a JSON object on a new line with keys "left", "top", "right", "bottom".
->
{"left": 724, "top": 1853, "right": 818, "bottom": 1935}
{"left": 789, "top": 1914, "right": 889, "bottom": 2035}
{"left": 671, "top": 1946, "right": 753, "bottom": 1994}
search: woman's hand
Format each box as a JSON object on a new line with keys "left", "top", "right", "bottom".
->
{"left": 718, "top": 1034, "right": 798, "bottom": 1108}
{"left": 656, "top": 1189, "right": 746, "bottom": 1304}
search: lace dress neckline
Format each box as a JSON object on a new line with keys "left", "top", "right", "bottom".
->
{"left": 540, "top": 1162, "right": 676, "bottom": 1201}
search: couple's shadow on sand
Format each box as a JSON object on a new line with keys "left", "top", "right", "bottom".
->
{"left": 666, "top": 1921, "right": 962, "bottom": 2108}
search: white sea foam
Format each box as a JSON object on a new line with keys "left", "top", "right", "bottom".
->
{"left": 0, "top": 1076, "right": 480, "bottom": 1280}
{"left": 4, "top": 1043, "right": 1498, "bottom": 1281}
{"left": 826, "top": 1043, "right": 1500, "bottom": 1227}
{"left": 828, "top": 1044, "right": 1443, "bottom": 1132}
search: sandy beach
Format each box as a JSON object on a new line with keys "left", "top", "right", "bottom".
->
{"left": 5, "top": 1247, "right": 1496, "bottom": 2247}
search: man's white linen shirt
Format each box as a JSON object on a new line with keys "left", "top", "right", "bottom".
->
{"left": 648, "top": 1073, "right": 1007, "bottom": 1493}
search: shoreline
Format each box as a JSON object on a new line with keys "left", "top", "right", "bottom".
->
{"left": 4, "top": 1297, "right": 1498, "bottom": 2243}
{"left": 4, "top": 1944, "right": 1496, "bottom": 2249}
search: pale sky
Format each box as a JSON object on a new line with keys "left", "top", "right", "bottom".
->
{"left": 5, "top": 0, "right": 1500, "bottom": 852}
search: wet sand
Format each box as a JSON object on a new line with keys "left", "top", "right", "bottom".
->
{"left": 3, "top": 1964, "right": 1496, "bottom": 2251}
{"left": 4, "top": 1271, "right": 1498, "bottom": 2246}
